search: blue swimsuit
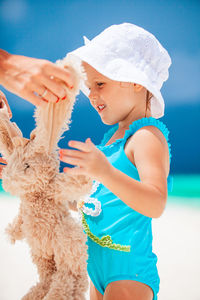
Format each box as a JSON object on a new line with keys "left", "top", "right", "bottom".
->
{"left": 79, "top": 117, "right": 173, "bottom": 299}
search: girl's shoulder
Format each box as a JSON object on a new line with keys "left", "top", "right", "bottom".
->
{"left": 99, "top": 117, "right": 171, "bottom": 160}
{"left": 127, "top": 123, "right": 170, "bottom": 172}
{"left": 125, "top": 117, "right": 172, "bottom": 163}
{"left": 98, "top": 117, "right": 173, "bottom": 193}
{"left": 124, "top": 117, "right": 170, "bottom": 142}
{"left": 129, "top": 122, "right": 169, "bottom": 149}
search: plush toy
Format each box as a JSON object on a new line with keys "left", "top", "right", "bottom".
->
{"left": 0, "top": 55, "right": 93, "bottom": 300}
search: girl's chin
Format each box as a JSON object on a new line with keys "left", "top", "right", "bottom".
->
{"left": 98, "top": 110, "right": 118, "bottom": 125}
{"left": 100, "top": 118, "right": 117, "bottom": 126}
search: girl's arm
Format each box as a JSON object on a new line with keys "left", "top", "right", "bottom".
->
{"left": 100, "top": 126, "right": 169, "bottom": 219}
{"left": 60, "top": 128, "right": 169, "bottom": 218}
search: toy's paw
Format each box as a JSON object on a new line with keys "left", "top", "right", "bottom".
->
{"left": 5, "top": 223, "right": 23, "bottom": 244}
{"left": 77, "top": 175, "right": 94, "bottom": 191}
{"left": 5, "top": 225, "right": 16, "bottom": 244}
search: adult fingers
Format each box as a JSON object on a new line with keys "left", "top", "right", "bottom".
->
{"left": 22, "top": 90, "right": 48, "bottom": 107}
{"left": 44, "top": 64, "right": 74, "bottom": 89}
{"left": 29, "top": 81, "right": 58, "bottom": 103}
{"left": 39, "top": 75, "right": 67, "bottom": 99}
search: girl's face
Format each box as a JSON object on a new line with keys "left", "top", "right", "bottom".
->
{"left": 82, "top": 62, "right": 149, "bottom": 128}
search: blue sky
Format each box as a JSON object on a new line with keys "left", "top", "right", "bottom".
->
{"left": 1, "top": 0, "right": 199, "bottom": 104}
{"left": 0, "top": 0, "right": 200, "bottom": 173}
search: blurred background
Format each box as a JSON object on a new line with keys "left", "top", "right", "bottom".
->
{"left": 0, "top": 0, "right": 200, "bottom": 299}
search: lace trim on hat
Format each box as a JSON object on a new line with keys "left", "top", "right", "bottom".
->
{"left": 80, "top": 210, "right": 131, "bottom": 252}
{"left": 97, "top": 117, "right": 172, "bottom": 164}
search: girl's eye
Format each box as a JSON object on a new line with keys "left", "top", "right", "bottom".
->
{"left": 87, "top": 83, "right": 104, "bottom": 91}
{"left": 97, "top": 82, "right": 104, "bottom": 87}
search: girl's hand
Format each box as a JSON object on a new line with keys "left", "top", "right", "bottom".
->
{"left": 0, "top": 157, "right": 7, "bottom": 179}
{"left": 59, "top": 138, "right": 111, "bottom": 181}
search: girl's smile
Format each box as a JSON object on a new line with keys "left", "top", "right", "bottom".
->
{"left": 81, "top": 61, "right": 152, "bottom": 129}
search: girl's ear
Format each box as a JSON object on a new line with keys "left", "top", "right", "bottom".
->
{"left": 133, "top": 83, "right": 144, "bottom": 93}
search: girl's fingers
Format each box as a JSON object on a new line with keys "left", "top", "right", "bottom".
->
{"left": 63, "top": 166, "right": 85, "bottom": 175}
{"left": 0, "top": 157, "right": 7, "bottom": 164}
{"left": 60, "top": 155, "right": 84, "bottom": 167}
{"left": 59, "top": 149, "right": 84, "bottom": 158}
{"left": 0, "top": 166, "right": 5, "bottom": 179}
{"left": 68, "top": 140, "right": 92, "bottom": 153}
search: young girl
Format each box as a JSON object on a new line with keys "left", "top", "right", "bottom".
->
{"left": 59, "top": 23, "right": 173, "bottom": 300}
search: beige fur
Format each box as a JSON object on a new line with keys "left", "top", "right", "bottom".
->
{"left": 0, "top": 55, "right": 93, "bottom": 300}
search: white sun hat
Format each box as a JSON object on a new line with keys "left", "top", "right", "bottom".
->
{"left": 68, "top": 22, "right": 172, "bottom": 118}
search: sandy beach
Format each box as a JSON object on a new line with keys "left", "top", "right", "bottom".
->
{"left": 0, "top": 195, "right": 200, "bottom": 300}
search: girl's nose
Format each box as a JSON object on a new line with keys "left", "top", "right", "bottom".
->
{"left": 89, "top": 90, "right": 98, "bottom": 104}
{"left": 89, "top": 90, "right": 95, "bottom": 99}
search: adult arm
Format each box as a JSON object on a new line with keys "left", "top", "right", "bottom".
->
{"left": 0, "top": 49, "right": 74, "bottom": 107}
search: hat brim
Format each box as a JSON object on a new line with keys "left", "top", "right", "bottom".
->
{"left": 68, "top": 42, "right": 165, "bottom": 119}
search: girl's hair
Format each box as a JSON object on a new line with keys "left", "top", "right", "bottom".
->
{"left": 145, "top": 90, "right": 153, "bottom": 118}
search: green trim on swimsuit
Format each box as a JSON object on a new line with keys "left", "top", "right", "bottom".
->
{"left": 81, "top": 211, "right": 131, "bottom": 252}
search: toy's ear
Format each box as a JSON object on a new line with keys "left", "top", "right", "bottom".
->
{"left": 12, "top": 136, "right": 30, "bottom": 148}
{"left": 31, "top": 99, "right": 74, "bottom": 154}
{"left": 0, "top": 100, "right": 23, "bottom": 159}
{"left": 0, "top": 119, "right": 14, "bottom": 158}
{"left": 31, "top": 54, "right": 83, "bottom": 154}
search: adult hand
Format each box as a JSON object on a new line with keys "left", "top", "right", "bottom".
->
{"left": 59, "top": 138, "right": 112, "bottom": 182}
{"left": 0, "top": 49, "right": 74, "bottom": 107}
